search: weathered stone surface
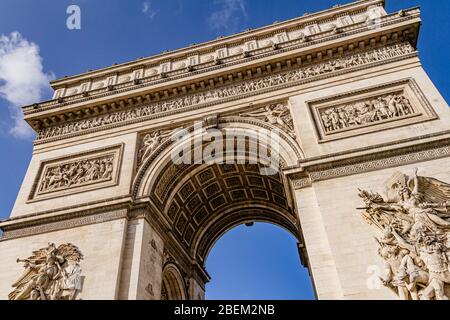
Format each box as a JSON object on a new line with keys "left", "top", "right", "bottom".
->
{"left": 1, "top": 0, "right": 449, "bottom": 300}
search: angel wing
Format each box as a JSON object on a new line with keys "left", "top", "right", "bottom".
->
{"left": 56, "top": 243, "right": 83, "bottom": 263}
{"left": 155, "top": 129, "right": 176, "bottom": 140}
{"left": 8, "top": 267, "right": 39, "bottom": 300}
{"left": 27, "top": 247, "right": 51, "bottom": 263}
{"left": 275, "top": 105, "right": 294, "bottom": 130}
{"left": 415, "top": 175, "right": 450, "bottom": 204}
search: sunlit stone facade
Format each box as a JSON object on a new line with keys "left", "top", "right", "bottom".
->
{"left": 1, "top": 0, "right": 450, "bottom": 300}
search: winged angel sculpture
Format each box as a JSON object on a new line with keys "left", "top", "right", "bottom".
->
{"left": 358, "top": 169, "right": 450, "bottom": 300}
{"left": 240, "top": 104, "right": 296, "bottom": 139}
{"left": 9, "top": 243, "right": 83, "bottom": 300}
{"left": 137, "top": 129, "right": 175, "bottom": 166}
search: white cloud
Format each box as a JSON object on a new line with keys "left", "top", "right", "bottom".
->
{"left": 142, "top": 1, "right": 159, "bottom": 20}
{"left": 208, "top": 0, "right": 248, "bottom": 32}
{"left": 0, "top": 32, "right": 53, "bottom": 139}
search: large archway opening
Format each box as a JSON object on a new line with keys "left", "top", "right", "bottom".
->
{"left": 205, "top": 222, "right": 315, "bottom": 300}
{"left": 133, "top": 120, "right": 313, "bottom": 300}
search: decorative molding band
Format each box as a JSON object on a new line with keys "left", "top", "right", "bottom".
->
{"left": 290, "top": 139, "right": 450, "bottom": 189}
{"left": 35, "top": 42, "right": 416, "bottom": 144}
{"left": 0, "top": 208, "right": 128, "bottom": 241}
{"left": 290, "top": 174, "right": 312, "bottom": 189}
{"left": 28, "top": 144, "right": 124, "bottom": 202}
{"left": 308, "top": 78, "right": 438, "bottom": 142}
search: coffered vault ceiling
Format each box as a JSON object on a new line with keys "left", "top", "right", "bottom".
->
{"left": 150, "top": 162, "right": 298, "bottom": 262}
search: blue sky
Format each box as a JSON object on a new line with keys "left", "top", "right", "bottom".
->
{"left": 0, "top": 0, "right": 449, "bottom": 300}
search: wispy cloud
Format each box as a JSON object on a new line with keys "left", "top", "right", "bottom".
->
{"left": 142, "top": 1, "right": 159, "bottom": 20}
{"left": 0, "top": 32, "right": 53, "bottom": 139}
{"left": 208, "top": 0, "right": 248, "bottom": 33}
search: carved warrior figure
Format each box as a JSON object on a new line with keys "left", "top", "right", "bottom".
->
{"left": 9, "top": 243, "right": 83, "bottom": 300}
{"left": 240, "top": 103, "right": 296, "bottom": 138}
{"left": 320, "top": 93, "right": 414, "bottom": 133}
{"left": 358, "top": 169, "right": 450, "bottom": 300}
{"left": 39, "top": 156, "right": 114, "bottom": 193}
{"left": 37, "top": 43, "right": 415, "bottom": 140}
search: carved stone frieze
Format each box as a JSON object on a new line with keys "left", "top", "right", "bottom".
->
{"left": 358, "top": 170, "right": 450, "bottom": 300}
{"left": 289, "top": 173, "right": 312, "bottom": 189}
{"left": 9, "top": 243, "right": 83, "bottom": 300}
{"left": 36, "top": 43, "right": 415, "bottom": 141}
{"left": 318, "top": 93, "right": 414, "bottom": 133}
{"left": 29, "top": 145, "right": 123, "bottom": 201}
{"left": 309, "top": 79, "right": 437, "bottom": 142}
{"left": 39, "top": 155, "right": 114, "bottom": 193}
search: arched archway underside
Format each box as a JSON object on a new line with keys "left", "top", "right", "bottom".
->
{"left": 161, "top": 264, "right": 187, "bottom": 300}
{"left": 148, "top": 162, "right": 299, "bottom": 264}
{"left": 132, "top": 122, "right": 305, "bottom": 275}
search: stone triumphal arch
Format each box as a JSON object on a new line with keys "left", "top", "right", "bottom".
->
{"left": 1, "top": 0, "right": 450, "bottom": 300}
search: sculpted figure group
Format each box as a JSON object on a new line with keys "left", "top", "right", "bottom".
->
{"left": 37, "top": 43, "right": 414, "bottom": 140}
{"left": 39, "top": 156, "right": 114, "bottom": 193}
{"left": 320, "top": 93, "right": 414, "bottom": 133}
{"left": 9, "top": 243, "right": 83, "bottom": 300}
{"left": 358, "top": 169, "right": 450, "bottom": 300}
{"left": 138, "top": 130, "right": 174, "bottom": 167}
{"left": 240, "top": 103, "right": 296, "bottom": 138}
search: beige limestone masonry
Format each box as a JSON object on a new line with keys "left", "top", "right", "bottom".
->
{"left": 300, "top": 158, "right": 450, "bottom": 299}
{"left": 1, "top": 0, "right": 449, "bottom": 300}
{"left": 0, "top": 218, "right": 127, "bottom": 300}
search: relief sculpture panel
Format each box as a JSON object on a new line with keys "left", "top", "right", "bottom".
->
{"left": 358, "top": 169, "right": 450, "bottom": 300}
{"left": 29, "top": 144, "right": 123, "bottom": 201}
{"left": 308, "top": 79, "right": 437, "bottom": 142}
{"left": 9, "top": 243, "right": 83, "bottom": 300}
{"left": 319, "top": 93, "right": 414, "bottom": 133}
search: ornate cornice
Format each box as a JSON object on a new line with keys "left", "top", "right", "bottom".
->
{"left": 45, "top": 1, "right": 388, "bottom": 89}
{"left": 34, "top": 42, "right": 416, "bottom": 144}
{"left": 24, "top": 8, "right": 420, "bottom": 136}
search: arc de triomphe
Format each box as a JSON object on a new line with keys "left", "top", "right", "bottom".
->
{"left": 1, "top": 0, "right": 450, "bottom": 300}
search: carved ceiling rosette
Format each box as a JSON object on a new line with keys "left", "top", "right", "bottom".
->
{"left": 357, "top": 169, "right": 450, "bottom": 300}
